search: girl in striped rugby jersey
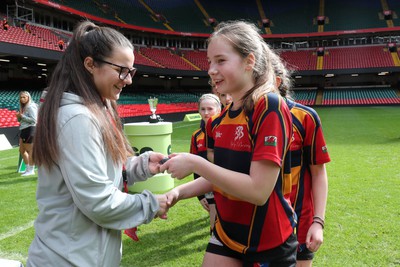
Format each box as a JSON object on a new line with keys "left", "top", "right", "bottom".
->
{"left": 162, "top": 20, "right": 297, "bottom": 267}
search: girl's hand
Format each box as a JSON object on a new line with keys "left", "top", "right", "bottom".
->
{"left": 164, "top": 188, "right": 180, "bottom": 208}
{"left": 159, "top": 153, "right": 196, "bottom": 179}
{"left": 199, "top": 198, "right": 210, "bottom": 212}
{"left": 148, "top": 152, "right": 166, "bottom": 174}
{"left": 306, "top": 222, "right": 324, "bottom": 252}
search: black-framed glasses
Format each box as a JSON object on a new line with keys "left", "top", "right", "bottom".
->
{"left": 94, "top": 58, "right": 137, "bottom": 80}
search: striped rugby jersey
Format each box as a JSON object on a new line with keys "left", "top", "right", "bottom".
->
{"left": 206, "top": 92, "right": 296, "bottom": 255}
{"left": 287, "top": 99, "right": 330, "bottom": 244}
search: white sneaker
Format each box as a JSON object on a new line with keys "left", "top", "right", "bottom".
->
{"left": 22, "top": 169, "right": 35, "bottom": 176}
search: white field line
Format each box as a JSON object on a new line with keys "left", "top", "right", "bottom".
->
{"left": 0, "top": 155, "right": 18, "bottom": 162}
{"left": 173, "top": 122, "right": 199, "bottom": 129}
{"left": 0, "top": 220, "right": 34, "bottom": 241}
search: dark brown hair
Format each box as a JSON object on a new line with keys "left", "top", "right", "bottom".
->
{"left": 33, "top": 21, "right": 133, "bottom": 169}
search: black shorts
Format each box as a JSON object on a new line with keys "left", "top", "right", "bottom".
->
{"left": 297, "top": 243, "right": 314, "bottom": 261}
{"left": 206, "top": 232, "right": 297, "bottom": 266}
{"left": 20, "top": 126, "right": 36, "bottom": 144}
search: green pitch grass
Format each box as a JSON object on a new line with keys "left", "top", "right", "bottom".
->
{"left": 0, "top": 106, "right": 399, "bottom": 266}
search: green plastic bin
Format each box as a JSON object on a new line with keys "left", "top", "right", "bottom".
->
{"left": 124, "top": 122, "right": 174, "bottom": 193}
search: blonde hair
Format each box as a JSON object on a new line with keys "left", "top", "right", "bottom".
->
{"left": 198, "top": 93, "right": 221, "bottom": 110}
{"left": 208, "top": 20, "right": 281, "bottom": 114}
{"left": 19, "top": 91, "right": 33, "bottom": 113}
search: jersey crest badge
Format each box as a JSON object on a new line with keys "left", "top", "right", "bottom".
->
{"left": 264, "top": 136, "right": 277, "bottom": 146}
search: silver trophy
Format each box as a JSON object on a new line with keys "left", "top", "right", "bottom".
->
{"left": 148, "top": 97, "right": 159, "bottom": 123}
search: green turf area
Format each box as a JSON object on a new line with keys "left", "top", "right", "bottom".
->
{"left": 0, "top": 106, "right": 399, "bottom": 266}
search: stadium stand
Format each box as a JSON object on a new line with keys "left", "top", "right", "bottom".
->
{"left": 323, "top": 45, "right": 394, "bottom": 69}
{"left": 182, "top": 50, "right": 208, "bottom": 71}
{"left": 134, "top": 48, "right": 165, "bottom": 68}
{"left": 0, "top": 21, "right": 67, "bottom": 51}
{"left": 280, "top": 50, "right": 317, "bottom": 71}
{"left": 292, "top": 89, "right": 318, "bottom": 106}
{"left": 0, "top": 0, "right": 399, "bottom": 132}
{"left": 0, "top": 89, "right": 201, "bottom": 128}
{"left": 139, "top": 47, "right": 198, "bottom": 70}
{"left": 322, "top": 87, "right": 400, "bottom": 105}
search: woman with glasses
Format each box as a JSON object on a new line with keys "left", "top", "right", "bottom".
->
{"left": 27, "top": 21, "right": 169, "bottom": 267}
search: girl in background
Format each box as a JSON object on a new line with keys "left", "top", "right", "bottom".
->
{"left": 216, "top": 91, "right": 233, "bottom": 109}
{"left": 210, "top": 79, "right": 233, "bottom": 109}
{"left": 161, "top": 20, "right": 296, "bottom": 266}
{"left": 190, "top": 93, "right": 221, "bottom": 234}
{"left": 16, "top": 91, "right": 38, "bottom": 176}
{"left": 270, "top": 50, "right": 330, "bottom": 267}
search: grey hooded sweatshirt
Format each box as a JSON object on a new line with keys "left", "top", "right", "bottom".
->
{"left": 27, "top": 92, "right": 159, "bottom": 267}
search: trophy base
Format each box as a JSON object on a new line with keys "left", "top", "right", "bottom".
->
{"left": 149, "top": 117, "right": 159, "bottom": 123}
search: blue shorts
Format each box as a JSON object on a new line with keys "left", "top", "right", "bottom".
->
{"left": 206, "top": 232, "right": 297, "bottom": 266}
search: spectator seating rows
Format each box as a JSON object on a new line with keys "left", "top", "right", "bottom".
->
{"left": 139, "top": 47, "right": 197, "bottom": 70}
{"left": 0, "top": 108, "right": 18, "bottom": 128}
{"left": 118, "top": 91, "right": 200, "bottom": 117}
{"left": 323, "top": 46, "right": 394, "bottom": 69}
{"left": 182, "top": 50, "right": 209, "bottom": 71}
{"left": 0, "top": 87, "right": 399, "bottom": 128}
{"left": 322, "top": 87, "right": 400, "bottom": 105}
{"left": 0, "top": 22, "right": 67, "bottom": 51}
{"left": 135, "top": 45, "right": 395, "bottom": 71}
{"left": 292, "top": 90, "right": 317, "bottom": 106}
{"left": 0, "top": 90, "right": 202, "bottom": 128}
{"left": 118, "top": 102, "right": 198, "bottom": 118}
{"left": 134, "top": 49, "right": 164, "bottom": 68}
{"left": 280, "top": 50, "right": 317, "bottom": 71}
{"left": 0, "top": 21, "right": 397, "bottom": 72}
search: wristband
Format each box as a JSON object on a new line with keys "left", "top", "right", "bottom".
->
{"left": 313, "top": 220, "right": 324, "bottom": 229}
{"left": 313, "top": 215, "right": 325, "bottom": 224}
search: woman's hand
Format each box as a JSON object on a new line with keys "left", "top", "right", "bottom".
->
{"left": 155, "top": 194, "right": 169, "bottom": 219}
{"left": 16, "top": 112, "right": 22, "bottom": 122}
{"left": 148, "top": 152, "right": 166, "bottom": 175}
